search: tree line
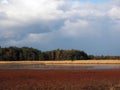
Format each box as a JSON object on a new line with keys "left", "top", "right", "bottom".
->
{"left": 89, "top": 55, "right": 120, "bottom": 60}
{"left": 0, "top": 46, "right": 89, "bottom": 61}
{"left": 0, "top": 46, "right": 120, "bottom": 61}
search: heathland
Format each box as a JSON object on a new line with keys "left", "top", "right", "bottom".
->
{"left": 0, "top": 46, "right": 120, "bottom": 90}
{"left": 0, "top": 69, "right": 120, "bottom": 90}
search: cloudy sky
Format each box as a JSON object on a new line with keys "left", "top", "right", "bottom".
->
{"left": 0, "top": 0, "right": 120, "bottom": 55}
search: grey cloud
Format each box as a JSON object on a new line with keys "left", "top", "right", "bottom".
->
{"left": 0, "top": 12, "right": 8, "bottom": 20}
{"left": 0, "top": 0, "right": 120, "bottom": 55}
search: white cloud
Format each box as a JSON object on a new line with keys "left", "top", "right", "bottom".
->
{"left": 108, "top": 6, "right": 120, "bottom": 20}
{"left": 1, "top": 0, "right": 9, "bottom": 4}
{"left": 0, "top": 0, "right": 64, "bottom": 26}
{"left": 60, "top": 20, "right": 90, "bottom": 37}
{"left": 0, "top": 0, "right": 120, "bottom": 55}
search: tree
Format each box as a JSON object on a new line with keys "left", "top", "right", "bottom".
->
{"left": 0, "top": 46, "right": 90, "bottom": 61}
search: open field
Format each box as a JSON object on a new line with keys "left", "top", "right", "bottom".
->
{"left": 0, "top": 60, "right": 120, "bottom": 90}
{"left": 0, "top": 69, "right": 120, "bottom": 90}
{"left": 0, "top": 60, "right": 120, "bottom": 65}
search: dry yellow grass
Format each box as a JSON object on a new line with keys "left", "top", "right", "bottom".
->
{"left": 0, "top": 60, "right": 120, "bottom": 65}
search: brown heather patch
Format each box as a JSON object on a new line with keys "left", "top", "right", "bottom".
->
{"left": 0, "top": 69, "right": 120, "bottom": 90}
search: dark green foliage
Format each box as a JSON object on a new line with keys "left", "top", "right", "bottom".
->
{"left": 0, "top": 46, "right": 89, "bottom": 61}
{"left": 43, "top": 49, "right": 89, "bottom": 60}
{"left": 0, "top": 47, "right": 41, "bottom": 61}
{"left": 1, "top": 46, "right": 119, "bottom": 61}
{"left": 89, "top": 55, "right": 120, "bottom": 60}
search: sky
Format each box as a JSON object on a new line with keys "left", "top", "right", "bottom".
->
{"left": 0, "top": 0, "right": 120, "bottom": 55}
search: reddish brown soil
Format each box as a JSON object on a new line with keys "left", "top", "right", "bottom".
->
{"left": 0, "top": 69, "right": 120, "bottom": 90}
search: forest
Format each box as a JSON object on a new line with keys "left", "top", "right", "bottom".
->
{"left": 0, "top": 46, "right": 120, "bottom": 61}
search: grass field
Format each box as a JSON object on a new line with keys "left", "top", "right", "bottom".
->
{"left": 0, "top": 60, "right": 120, "bottom": 65}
